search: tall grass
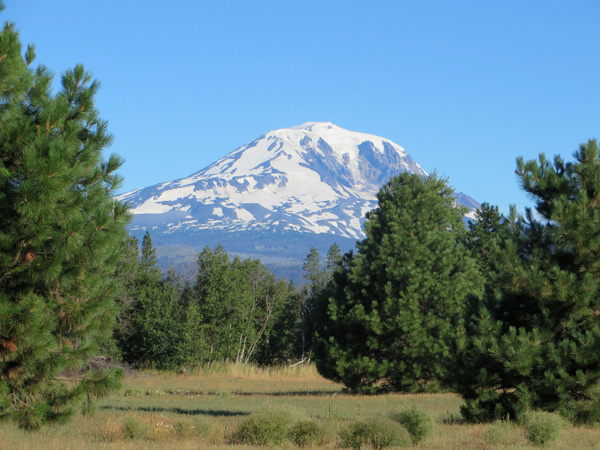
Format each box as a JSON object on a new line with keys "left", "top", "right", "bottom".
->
{"left": 184, "top": 360, "right": 324, "bottom": 380}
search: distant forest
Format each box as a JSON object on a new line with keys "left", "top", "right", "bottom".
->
{"left": 108, "top": 231, "right": 342, "bottom": 369}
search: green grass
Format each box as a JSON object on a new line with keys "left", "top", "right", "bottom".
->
{"left": 0, "top": 364, "right": 598, "bottom": 449}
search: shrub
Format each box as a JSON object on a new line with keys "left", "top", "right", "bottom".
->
{"left": 523, "top": 411, "right": 566, "bottom": 446}
{"left": 339, "top": 421, "right": 369, "bottom": 450}
{"left": 390, "top": 407, "right": 435, "bottom": 444}
{"left": 485, "top": 419, "right": 521, "bottom": 446}
{"left": 96, "top": 420, "right": 125, "bottom": 442}
{"left": 122, "top": 417, "right": 147, "bottom": 440}
{"left": 232, "top": 409, "right": 294, "bottom": 445}
{"left": 173, "top": 421, "right": 196, "bottom": 438}
{"left": 340, "top": 418, "right": 411, "bottom": 450}
{"left": 288, "top": 420, "right": 328, "bottom": 447}
{"left": 123, "top": 387, "right": 145, "bottom": 397}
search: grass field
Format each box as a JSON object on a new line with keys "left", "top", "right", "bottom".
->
{"left": 0, "top": 364, "right": 598, "bottom": 449}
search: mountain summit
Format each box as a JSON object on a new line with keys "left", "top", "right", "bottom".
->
{"left": 120, "top": 122, "right": 431, "bottom": 239}
{"left": 118, "top": 122, "right": 478, "bottom": 277}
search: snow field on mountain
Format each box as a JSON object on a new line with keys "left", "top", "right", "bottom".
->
{"left": 118, "top": 122, "right": 476, "bottom": 242}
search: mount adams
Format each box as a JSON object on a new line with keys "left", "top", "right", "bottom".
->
{"left": 118, "top": 122, "right": 479, "bottom": 278}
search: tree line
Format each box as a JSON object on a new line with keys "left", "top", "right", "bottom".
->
{"left": 106, "top": 233, "right": 341, "bottom": 370}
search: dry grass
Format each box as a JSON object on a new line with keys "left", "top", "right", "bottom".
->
{"left": 0, "top": 364, "right": 598, "bottom": 449}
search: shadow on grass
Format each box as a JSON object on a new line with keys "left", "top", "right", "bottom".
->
{"left": 165, "top": 390, "right": 344, "bottom": 397}
{"left": 101, "top": 405, "right": 250, "bottom": 417}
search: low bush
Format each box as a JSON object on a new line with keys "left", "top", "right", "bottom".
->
{"left": 96, "top": 420, "right": 125, "bottom": 442}
{"left": 288, "top": 420, "right": 328, "bottom": 447}
{"left": 231, "top": 409, "right": 294, "bottom": 445}
{"left": 339, "top": 421, "right": 369, "bottom": 450}
{"left": 390, "top": 407, "right": 435, "bottom": 444}
{"left": 122, "top": 417, "right": 147, "bottom": 440}
{"left": 523, "top": 411, "right": 566, "bottom": 446}
{"left": 172, "top": 420, "right": 195, "bottom": 438}
{"left": 485, "top": 419, "right": 522, "bottom": 446}
{"left": 340, "top": 418, "right": 411, "bottom": 450}
{"left": 123, "top": 387, "right": 145, "bottom": 396}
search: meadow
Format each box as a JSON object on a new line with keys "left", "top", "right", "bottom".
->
{"left": 0, "top": 364, "right": 598, "bottom": 450}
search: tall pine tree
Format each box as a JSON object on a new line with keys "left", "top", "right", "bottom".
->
{"left": 139, "top": 231, "right": 157, "bottom": 273}
{"left": 314, "top": 173, "right": 482, "bottom": 393}
{"left": 458, "top": 141, "right": 600, "bottom": 423}
{"left": 0, "top": 10, "right": 129, "bottom": 428}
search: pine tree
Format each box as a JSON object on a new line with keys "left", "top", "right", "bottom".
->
{"left": 0, "top": 12, "right": 129, "bottom": 428}
{"left": 299, "top": 247, "right": 323, "bottom": 359}
{"left": 108, "top": 236, "right": 140, "bottom": 360}
{"left": 462, "top": 203, "right": 515, "bottom": 326}
{"left": 303, "top": 247, "right": 324, "bottom": 291}
{"left": 119, "top": 233, "right": 191, "bottom": 369}
{"left": 299, "top": 244, "right": 345, "bottom": 360}
{"left": 458, "top": 141, "right": 600, "bottom": 423}
{"left": 139, "top": 231, "right": 157, "bottom": 273}
{"left": 314, "top": 173, "right": 482, "bottom": 393}
{"left": 96, "top": 236, "right": 140, "bottom": 360}
{"left": 125, "top": 268, "right": 188, "bottom": 369}
{"left": 325, "top": 243, "right": 343, "bottom": 272}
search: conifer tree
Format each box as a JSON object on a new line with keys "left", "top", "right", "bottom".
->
{"left": 129, "top": 273, "right": 188, "bottom": 369}
{"left": 121, "top": 235, "right": 188, "bottom": 369}
{"left": 299, "top": 244, "right": 346, "bottom": 360}
{"left": 303, "top": 247, "right": 325, "bottom": 292}
{"left": 0, "top": 11, "right": 129, "bottom": 428}
{"left": 462, "top": 203, "right": 514, "bottom": 323}
{"left": 314, "top": 173, "right": 482, "bottom": 393}
{"left": 105, "top": 236, "right": 140, "bottom": 360}
{"left": 139, "top": 231, "right": 157, "bottom": 272}
{"left": 458, "top": 141, "right": 600, "bottom": 423}
{"left": 325, "top": 243, "right": 343, "bottom": 272}
{"left": 299, "top": 247, "right": 323, "bottom": 359}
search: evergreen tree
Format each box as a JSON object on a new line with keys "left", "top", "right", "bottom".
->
{"left": 458, "top": 141, "right": 600, "bottom": 423}
{"left": 314, "top": 173, "right": 482, "bottom": 393}
{"left": 303, "top": 247, "right": 325, "bottom": 292}
{"left": 139, "top": 231, "right": 157, "bottom": 272}
{"left": 462, "top": 203, "right": 514, "bottom": 325}
{"left": 297, "top": 244, "right": 346, "bottom": 361}
{"left": 0, "top": 12, "right": 129, "bottom": 428}
{"left": 96, "top": 236, "right": 140, "bottom": 360}
{"left": 120, "top": 235, "right": 188, "bottom": 369}
{"left": 299, "top": 247, "right": 323, "bottom": 359}
{"left": 325, "top": 242, "right": 343, "bottom": 272}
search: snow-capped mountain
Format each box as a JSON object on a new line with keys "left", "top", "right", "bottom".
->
{"left": 118, "top": 122, "right": 478, "bottom": 279}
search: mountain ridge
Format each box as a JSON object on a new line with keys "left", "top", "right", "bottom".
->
{"left": 118, "top": 122, "right": 479, "bottom": 280}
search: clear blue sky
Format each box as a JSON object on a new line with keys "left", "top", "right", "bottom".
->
{"left": 5, "top": 1, "right": 599, "bottom": 214}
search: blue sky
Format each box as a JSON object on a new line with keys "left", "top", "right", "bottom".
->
{"left": 5, "top": 1, "right": 599, "bottom": 214}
